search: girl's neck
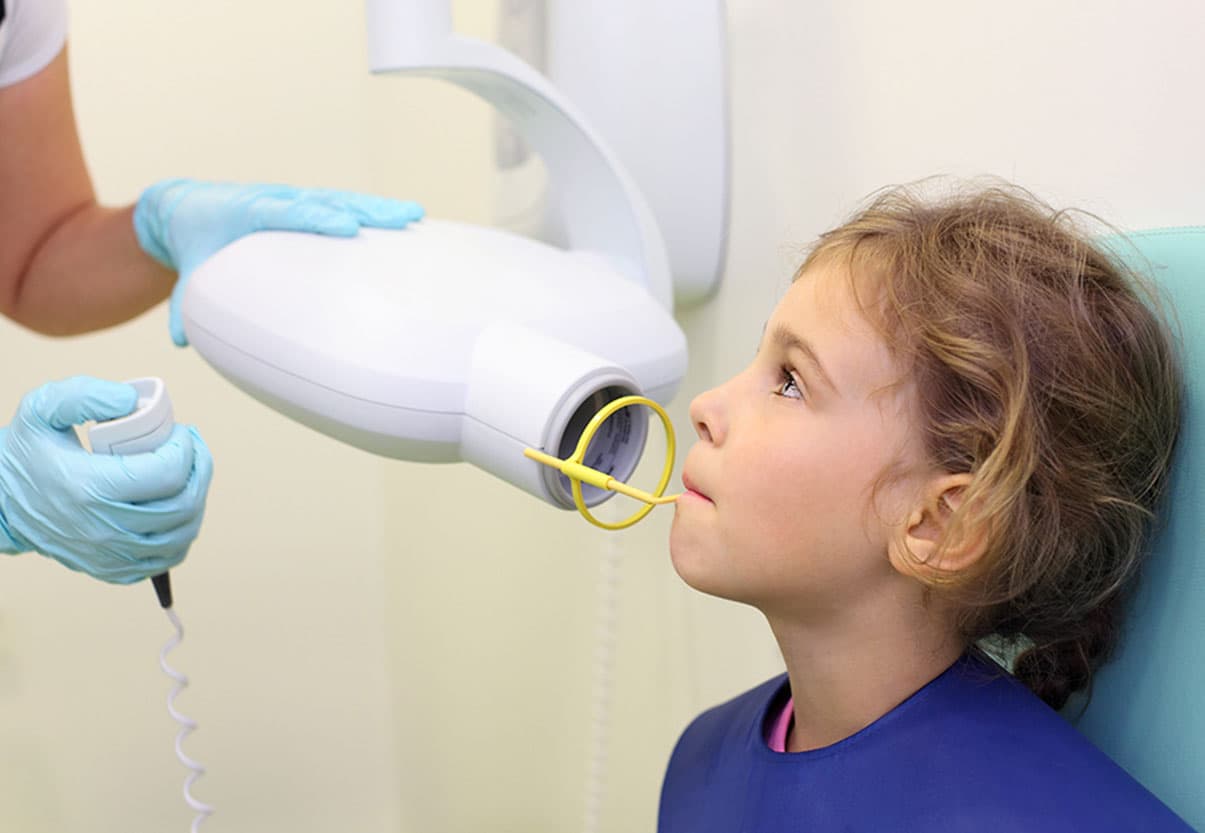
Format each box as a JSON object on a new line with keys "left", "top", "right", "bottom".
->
{"left": 765, "top": 597, "right": 964, "bottom": 753}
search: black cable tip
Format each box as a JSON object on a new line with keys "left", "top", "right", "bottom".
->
{"left": 152, "top": 572, "right": 173, "bottom": 609}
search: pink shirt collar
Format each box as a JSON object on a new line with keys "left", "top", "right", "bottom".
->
{"left": 767, "top": 695, "right": 794, "bottom": 753}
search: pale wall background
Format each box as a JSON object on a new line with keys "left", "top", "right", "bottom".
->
{"left": 0, "top": 1, "right": 1202, "bottom": 832}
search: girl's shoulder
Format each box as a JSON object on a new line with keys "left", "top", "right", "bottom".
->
{"left": 907, "top": 656, "right": 1193, "bottom": 829}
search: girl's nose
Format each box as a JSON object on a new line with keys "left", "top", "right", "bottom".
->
{"left": 689, "top": 384, "right": 726, "bottom": 445}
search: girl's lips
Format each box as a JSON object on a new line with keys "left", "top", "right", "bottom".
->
{"left": 681, "top": 473, "right": 713, "bottom": 503}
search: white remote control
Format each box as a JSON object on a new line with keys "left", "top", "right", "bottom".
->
{"left": 88, "top": 377, "right": 177, "bottom": 608}
{"left": 88, "top": 377, "right": 174, "bottom": 455}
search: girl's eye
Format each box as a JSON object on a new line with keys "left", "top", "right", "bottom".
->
{"left": 775, "top": 367, "right": 805, "bottom": 400}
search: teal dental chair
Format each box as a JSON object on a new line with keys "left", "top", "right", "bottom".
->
{"left": 1074, "top": 227, "right": 1205, "bottom": 831}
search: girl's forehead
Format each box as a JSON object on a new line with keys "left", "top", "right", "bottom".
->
{"left": 778, "top": 260, "right": 876, "bottom": 333}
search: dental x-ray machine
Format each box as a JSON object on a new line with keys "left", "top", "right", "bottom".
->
{"left": 180, "top": 0, "right": 728, "bottom": 511}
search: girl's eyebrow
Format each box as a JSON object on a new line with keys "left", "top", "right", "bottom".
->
{"left": 767, "top": 322, "right": 838, "bottom": 394}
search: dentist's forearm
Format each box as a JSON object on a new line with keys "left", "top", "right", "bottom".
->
{"left": 3, "top": 203, "right": 174, "bottom": 336}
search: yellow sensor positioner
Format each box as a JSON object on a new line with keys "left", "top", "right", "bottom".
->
{"left": 524, "top": 395, "right": 683, "bottom": 530}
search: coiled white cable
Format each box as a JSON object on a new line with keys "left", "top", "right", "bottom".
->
{"left": 159, "top": 608, "right": 214, "bottom": 832}
{"left": 583, "top": 531, "right": 621, "bottom": 833}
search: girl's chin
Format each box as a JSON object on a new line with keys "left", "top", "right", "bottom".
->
{"left": 669, "top": 527, "right": 723, "bottom": 593}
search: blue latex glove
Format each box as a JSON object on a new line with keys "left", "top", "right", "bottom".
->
{"left": 0, "top": 377, "right": 214, "bottom": 585}
{"left": 133, "top": 179, "right": 425, "bottom": 346}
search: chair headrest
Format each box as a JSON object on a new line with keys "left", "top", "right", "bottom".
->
{"left": 1075, "top": 226, "right": 1205, "bottom": 831}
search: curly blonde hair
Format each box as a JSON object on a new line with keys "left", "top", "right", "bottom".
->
{"left": 800, "top": 182, "right": 1182, "bottom": 709}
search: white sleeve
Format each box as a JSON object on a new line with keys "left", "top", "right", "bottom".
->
{"left": 0, "top": 0, "right": 69, "bottom": 88}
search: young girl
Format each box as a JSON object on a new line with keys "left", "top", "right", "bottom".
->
{"left": 660, "top": 183, "right": 1193, "bottom": 831}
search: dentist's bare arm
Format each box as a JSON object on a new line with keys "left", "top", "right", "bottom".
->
{"left": 0, "top": 46, "right": 172, "bottom": 336}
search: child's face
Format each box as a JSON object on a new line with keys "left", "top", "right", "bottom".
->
{"left": 670, "top": 258, "right": 928, "bottom": 618}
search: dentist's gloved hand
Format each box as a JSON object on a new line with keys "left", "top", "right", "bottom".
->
{"left": 0, "top": 377, "right": 214, "bottom": 585}
{"left": 133, "top": 179, "right": 425, "bottom": 346}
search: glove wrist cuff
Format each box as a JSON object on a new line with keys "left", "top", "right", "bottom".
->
{"left": 0, "top": 511, "right": 29, "bottom": 555}
{"left": 133, "top": 178, "right": 198, "bottom": 271}
{"left": 0, "top": 429, "right": 24, "bottom": 554}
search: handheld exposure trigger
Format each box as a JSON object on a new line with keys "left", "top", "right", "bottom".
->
{"left": 88, "top": 376, "right": 176, "bottom": 608}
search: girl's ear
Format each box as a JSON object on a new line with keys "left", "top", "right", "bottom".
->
{"left": 888, "top": 473, "right": 989, "bottom": 584}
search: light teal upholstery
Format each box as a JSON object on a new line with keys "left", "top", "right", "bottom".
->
{"left": 1073, "top": 227, "right": 1205, "bottom": 831}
